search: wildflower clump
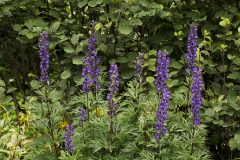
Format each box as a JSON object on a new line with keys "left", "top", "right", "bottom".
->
{"left": 154, "top": 50, "right": 170, "bottom": 140}
{"left": 64, "top": 124, "right": 74, "bottom": 152}
{"left": 39, "top": 32, "right": 50, "bottom": 83}
{"left": 134, "top": 52, "right": 144, "bottom": 83}
{"left": 82, "top": 24, "right": 101, "bottom": 93}
{"left": 107, "top": 62, "right": 120, "bottom": 117}
{"left": 78, "top": 108, "right": 87, "bottom": 125}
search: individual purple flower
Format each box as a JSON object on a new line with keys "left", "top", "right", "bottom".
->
{"left": 134, "top": 52, "right": 144, "bottom": 83}
{"left": 190, "top": 66, "right": 203, "bottom": 126}
{"left": 154, "top": 50, "right": 170, "bottom": 140}
{"left": 78, "top": 108, "right": 87, "bottom": 125}
{"left": 82, "top": 23, "right": 101, "bottom": 93}
{"left": 39, "top": 32, "right": 50, "bottom": 83}
{"left": 64, "top": 124, "right": 74, "bottom": 152}
{"left": 107, "top": 62, "right": 120, "bottom": 117}
{"left": 186, "top": 24, "right": 198, "bottom": 73}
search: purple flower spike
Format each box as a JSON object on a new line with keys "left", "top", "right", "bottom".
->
{"left": 82, "top": 24, "right": 101, "bottom": 93}
{"left": 190, "top": 66, "right": 203, "bottom": 126}
{"left": 186, "top": 24, "right": 198, "bottom": 74}
{"left": 154, "top": 50, "right": 170, "bottom": 140}
{"left": 39, "top": 32, "right": 50, "bottom": 83}
{"left": 78, "top": 108, "right": 87, "bottom": 125}
{"left": 107, "top": 62, "right": 120, "bottom": 117}
{"left": 134, "top": 52, "right": 144, "bottom": 83}
{"left": 64, "top": 124, "right": 74, "bottom": 152}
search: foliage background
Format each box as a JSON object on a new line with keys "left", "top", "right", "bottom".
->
{"left": 1, "top": 0, "right": 240, "bottom": 159}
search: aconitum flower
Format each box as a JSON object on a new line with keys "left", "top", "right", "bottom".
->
{"left": 78, "top": 108, "right": 87, "bottom": 125}
{"left": 82, "top": 24, "right": 100, "bottom": 93}
{"left": 64, "top": 124, "right": 74, "bottom": 152}
{"left": 134, "top": 52, "right": 144, "bottom": 83}
{"left": 154, "top": 50, "right": 170, "bottom": 140}
{"left": 39, "top": 32, "right": 50, "bottom": 83}
{"left": 154, "top": 50, "right": 170, "bottom": 92}
{"left": 186, "top": 24, "right": 198, "bottom": 73}
{"left": 190, "top": 66, "right": 203, "bottom": 126}
{"left": 106, "top": 62, "right": 120, "bottom": 117}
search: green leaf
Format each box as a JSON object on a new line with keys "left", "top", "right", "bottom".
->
{"left": 98, "top": 43, "right": 107, "bottom": 52}
{"left": 148, "top": 50, "right": 157, "bottom": 56}
{"left": 63, "top": 46, "right": 75, "bottom": 54}
{"left": 161, "top": 46, "right": 173, "bottom": 53}
{"left": 204, "top": 65, "right": 215, "bottom": 74}
{"left": 166, "top": 79, "right": 178, "bottom": 88}
{"left": 174, "top": 24, "right": 183, "bottom": 30}
{"left": 12, "top": 24, "right": 22, "bottom": 31}
{"left": 139, "top": 0, "right": 149, "bottom": 7}
{"left": 118, "top": 26, "right": 133, "bottom": 35}
{"left": 72, "top": 56, "right": 83, "bottom": 65}
{"left": 0, "top": 79, "right": 5, "bottom": 87}
{"left": 229, "top": 138, "right": 239, "bottom": 150}
{"left": 88, "top": 0, "right": 103, "bottom": 7}
{"left": 205, "top": 108, "right": 215, "bottom": 117}
{"left": 169, "top": 59, "right": 183, "bottom": 69}
{"left": 212, "top": 82, "right": 221, "bottom": 95}
{"left": 49, "top": 90, "right": 63, "bottom": 100}
{"left": 51, "top": 21, "right": 60, "bottom": 33}
{"left": 71, "top": 34, "right": 79, "bottom": 45}
{"left": 146, "top": 77, "right": 154, "bottom": 83}
{"left": 227, "top": 54, "right": 236, "bottom": 60}
{"left": 78, "top": 0, "right": 88, "bottom": 8}
{"left": 213, "top": 105, "right": 222, "bottom": 112}
{"left": 26, "top": 32, "right": 34, "bottom": 39}
{"left": 94, "top": 23, "right": 101, "bottom": 31}
{"left": 116, "top": 57, "right": 128, "bottom": 63}
{"left": 233, "top": 58, "right": 240, "bottom": 66}
{"left": 227, "top": 72, "right": 240, "bottom": 80}
{"left": 30, "top": 80, "right": 41, "bottom": 90}
{"left": 7, "top": 87, "right": 17, "bottom": 93}
{"left": 120, "top": 69, "right": 133, "bottom": 79}
{"left": 219, "top": 21, "right": 227, "bottom": 27}
{"left": 61, "top": 70, "right": 71, "bottom": 79}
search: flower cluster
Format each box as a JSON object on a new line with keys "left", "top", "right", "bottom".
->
{"left": 78, "top": 108, "right": 87, "bottom": 125}
{"left": 134, "top": 52, "right": 144, "bottom": 83}
{"left": 154, "top": 51, "right": 170, "bottom": 92}
{"left": 186, "top": 24, "right": 203, "bottom": 126}
{"left": 106, "top": 62, "right": 120, "bottom": 117}
{"left": 82, "top": 24, "right": 100, "bottom": 93}
{"left": 186, "top": 24, "right": 198, "bottom": 74}
{"left": 190, "top": 66, "right": 203, "bottom": 126}
{"left": 64, "top": 124, "right": 74, "bottom": 152}
{"left": 39, "top": 32, "right": 50, "bottom": 83}
{"left": 154, "top": 50, "right": 170, "bottom": 140}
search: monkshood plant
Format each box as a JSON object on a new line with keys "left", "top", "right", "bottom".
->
{"left": 4, "top": 25, "right": 212, "bottom": 160}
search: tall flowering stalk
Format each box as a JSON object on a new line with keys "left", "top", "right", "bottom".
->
{"left": 133, "top": 52, "right": 144, "bottom": 113}
{"left": 154, "top": 50, "right": 170, "bottom": 140}
{"left": 185, "top": 24, "right": 203, "bottom": 154}
{"left": 107, "top": 62, "right": 120, "bottom": 117}
{"left": 82, "top": 23, "right": 101, "bottom": 119}
{"left": 78, "top": 108, "right": 87, "bottom": 125}
{"left": 186, "top": 24, "right": 198, "bottom": 74}
{"left": 82, "top": 24, "right": 101, "bottom": 94}
{"left": 106, "top": 62, "right": 119, "bottom": 155}
{"left": 191, "top": 66, "right": 203, "bottom": 126}
{"left": 134, "top": 52, "right": 144, "bottom": 84}
{"left": 39, "top": 32, "right": 50, "bottom": 83}
{"left": 64, "top": 124, "right": 74, "bottom": 152}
